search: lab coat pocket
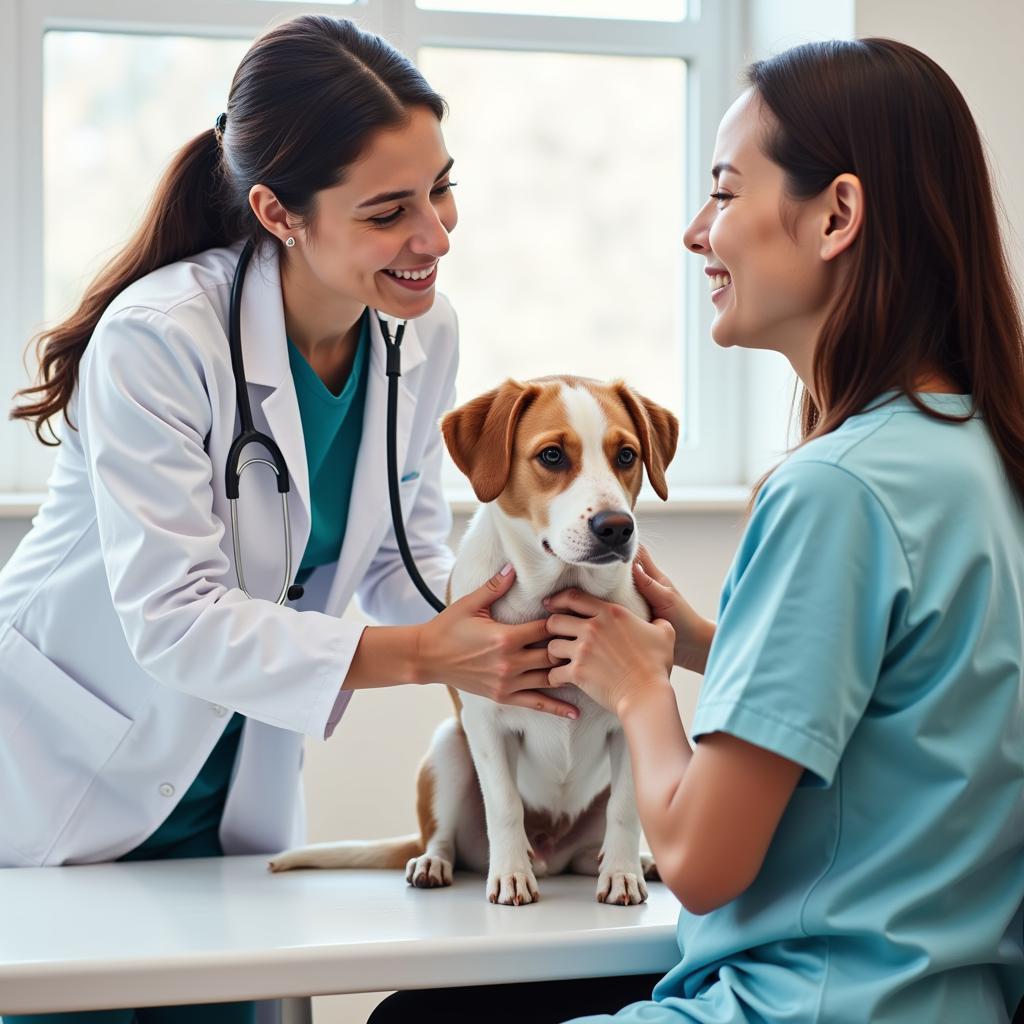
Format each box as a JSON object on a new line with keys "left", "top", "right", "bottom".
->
{"left": 0, "top": 626, "right": 133, "bottom": 866}
{"left": 396, "top": 472, "right": 422, "bottom": 518}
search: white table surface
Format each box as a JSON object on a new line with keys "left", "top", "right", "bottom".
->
{"left": 0, "top": 855, "right": 681, "bottom": 1014}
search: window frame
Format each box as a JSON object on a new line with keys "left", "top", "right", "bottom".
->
{"left": 2, "top": 0, "right": 747, "bottom": 503}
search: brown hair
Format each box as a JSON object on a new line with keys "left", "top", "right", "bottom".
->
{"left": 12, "top": 15, "right": 445, "bottom": 444}
{"left": 747, "top": 38, "right": 1024, "bottom": 500}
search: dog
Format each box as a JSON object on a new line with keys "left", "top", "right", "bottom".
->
{"left": 269, "top": 376, "right": 679, "bottom": 906}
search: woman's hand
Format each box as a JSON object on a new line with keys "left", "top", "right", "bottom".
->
{"left": 632, "top": 546, "right": 716, "bottom": 674}
{"left": 544, "top": 590, "right": 676, "bottom": 717}
{"left": 417, "top": 565, "right": 579, "bottom": 719}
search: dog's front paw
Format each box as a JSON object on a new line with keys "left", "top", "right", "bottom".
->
{"left": 487, "top": 866, "right": 540, "bottom": 906}
{"left": 406, "top": 854, "right": 453, "bottom": 888}
{"left": 596, "top": 865, "right": 648, "bottom": 905}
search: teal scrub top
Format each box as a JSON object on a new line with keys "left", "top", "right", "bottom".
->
{"left": 288, "top": 310, "right": 371, "bottom": 583}
{"left": 125, "top": 313, "right": 371, "bottom": 861}
{"left": 571, "top": 393, "right": 1024, "bottom": 1024}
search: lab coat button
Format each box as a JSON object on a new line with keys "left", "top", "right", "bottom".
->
{"left": 211, "top": 704, "right": 227, "bottom": 717}
{"left": 159, "top": 783, "right": 175, "bottom": 798}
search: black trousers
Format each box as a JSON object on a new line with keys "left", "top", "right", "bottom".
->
{"left": 366, "top": 973, "right": 663, "bottom": 1024}
{"left": 370, "top": 980, "right": 1024, "bottom": 1024}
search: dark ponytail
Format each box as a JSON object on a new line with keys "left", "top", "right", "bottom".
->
{"left": 12, "top": 15, "right": 445, "bottom": 444}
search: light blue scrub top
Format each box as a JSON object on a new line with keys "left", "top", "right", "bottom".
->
{"left": 572, "top": 393, "right": 1024, "bottom": 1024}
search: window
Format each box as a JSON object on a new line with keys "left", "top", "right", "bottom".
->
{"left": 2, "top": 0, "right": 742, "bottom": 497}
{"left": 44, "top": 32, "right": 252, "bottom": 325}
{"left": 419, "top": 46, "right": 686, "bottom": 433}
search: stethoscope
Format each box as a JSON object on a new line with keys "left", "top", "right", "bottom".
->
{"left": 224, "top": 239, "right": 446, "bottom": 613}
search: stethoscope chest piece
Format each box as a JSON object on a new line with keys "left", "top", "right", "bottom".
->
{"left": 226, "top": 240, "right": 294, "bottom": 604}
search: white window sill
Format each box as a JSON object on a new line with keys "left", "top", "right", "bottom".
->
{"left": 0, "top": 486, "right": 750, "bottom": 523}
{"left": 0, "top": 493, "right": 49, "bottom": 520}
{"left": 446, "top": 485, "right": 750, "bottom": 517}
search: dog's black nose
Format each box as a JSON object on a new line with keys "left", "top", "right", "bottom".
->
{"left": 589, "top": 510, "right": 635, "bottom": 549}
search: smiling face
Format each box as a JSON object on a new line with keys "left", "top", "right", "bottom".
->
{"left": 442, "top": 378, "right": 679, "bottom": 568}
{"left": 682, "top": 88, "right": 837, "bottom": 368}
{"left": 284, "top": 105, "right": 458, "bottom": 321}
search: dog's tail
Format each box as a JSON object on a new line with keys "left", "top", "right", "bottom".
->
{"left": 268, "top": 834, "right": 424, "bottom": 873}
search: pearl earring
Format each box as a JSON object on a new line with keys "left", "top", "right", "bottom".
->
{"left": 285, "top": 237, "right": 295, "bottom": 248}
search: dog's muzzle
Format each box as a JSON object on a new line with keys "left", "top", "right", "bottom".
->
{"left": 586, "top": 510, "right": 635, "bottom": 563}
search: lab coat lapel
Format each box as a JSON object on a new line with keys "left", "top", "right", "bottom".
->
{"left": 237, "top": 245, "right": 311, "bottom": 565}
{"left": 324, "top": 313, "right": 426, "bottom": 617}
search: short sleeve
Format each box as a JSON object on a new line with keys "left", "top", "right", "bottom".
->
{"left": 692, "top": 459, "right": 912, "bottom": 787}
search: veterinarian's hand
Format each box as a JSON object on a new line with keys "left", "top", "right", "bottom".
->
{"left": 544, "top": 590, "right": 675, "bottom": 717}
{"left": 418, "top": 564, "right": 580, "bottom": 719}
{"left": 633, "top": 546, "right": 716, "bottom": 674}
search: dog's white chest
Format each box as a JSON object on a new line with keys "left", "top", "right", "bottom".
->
{"left": 467, "top": 690, "right": 617, "bottom": 821}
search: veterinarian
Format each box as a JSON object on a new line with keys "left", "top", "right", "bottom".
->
{"left": 0, "top": 17, "right": 579, "bottom": 1024}
{"left": 368, "top": 37, "right": 1024, "bottom": 1024}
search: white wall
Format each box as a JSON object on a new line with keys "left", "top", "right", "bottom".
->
{"left": 854, "top": 0, "right": 1024, "bottom": 286}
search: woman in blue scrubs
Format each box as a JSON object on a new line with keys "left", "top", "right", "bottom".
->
{"left": 369, "top": 36, "right": 1024, "bottom": 1024}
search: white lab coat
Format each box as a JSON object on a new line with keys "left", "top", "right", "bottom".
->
{"left": 0, "top": 241, "right": 457, "bottom": 868}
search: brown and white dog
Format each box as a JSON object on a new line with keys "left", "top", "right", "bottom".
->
{"left": 269, "top": 376, "right": 679, "bottom": 906}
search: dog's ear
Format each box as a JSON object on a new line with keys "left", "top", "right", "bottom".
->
{"left": 613, "top": 382, "right": 680, "bottom": 501}
{"left": 441, "top": 380, "right": 539, "bottom": 502}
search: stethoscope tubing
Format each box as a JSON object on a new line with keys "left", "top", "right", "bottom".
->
{"left": 383, "top": 323, "right": 447, "bottom": 614}
{"left": 226, "top": 237, "right": 446, "bottom": 612}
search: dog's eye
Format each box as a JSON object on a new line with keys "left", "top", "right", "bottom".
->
{"left": 538, "top": 446, "right": 565, "bottom": 468}
{"left": 617, "top": 447, "right": 638, "bottom": 467}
